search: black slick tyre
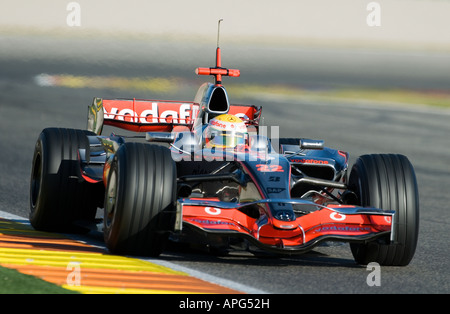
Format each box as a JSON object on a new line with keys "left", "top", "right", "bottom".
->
{"left": 348, "top": 154, "right": 419, "bottom": 266}
{"left": 103, "top": 143, "right": 176, "bottom": 257}
{"left": 29, "top": 128, "right": 100, "bottom": 232}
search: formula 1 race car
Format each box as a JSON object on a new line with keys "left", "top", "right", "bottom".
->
{"left": 29, "top": 27, "right": 419, "bottom": 266}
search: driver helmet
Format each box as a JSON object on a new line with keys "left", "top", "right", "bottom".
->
{"left": 204, "top": 114, "right": 247, "bottom": 149}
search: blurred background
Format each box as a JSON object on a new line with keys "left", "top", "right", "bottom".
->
{"left": 1, "top": 0, "right": 450, "bottom": 101}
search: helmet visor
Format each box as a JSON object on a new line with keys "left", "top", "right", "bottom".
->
{"left": 210, "top": 130, "right": 246, "bottom": 148}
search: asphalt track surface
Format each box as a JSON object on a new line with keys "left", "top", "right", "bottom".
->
{"left": 1, "top": 35, "right": 449, "bottom": 293}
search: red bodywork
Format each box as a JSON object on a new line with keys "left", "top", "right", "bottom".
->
{"left": 180, "top": 201, "right": 392, "bottom": 253}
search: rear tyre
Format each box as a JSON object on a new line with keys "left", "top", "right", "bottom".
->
{"left": 348, "top": 154, "right": 419, "bottom": 266}
{"left": 104, "top": 143, "right": 176, "bottom": 257}
{"left": 30, "top": 128, "right": 101, "bottom": 232}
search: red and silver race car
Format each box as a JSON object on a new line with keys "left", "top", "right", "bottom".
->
{"left": 29, "top": 27, "right": 419, "bottom": 266}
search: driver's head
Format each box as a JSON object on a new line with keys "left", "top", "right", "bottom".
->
{"left": 204, "top": 114, "right": 247, "bottom": 149}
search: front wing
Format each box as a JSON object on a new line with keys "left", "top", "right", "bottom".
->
{"left": 177, "top": 199, "right": 394, "bottom": 254}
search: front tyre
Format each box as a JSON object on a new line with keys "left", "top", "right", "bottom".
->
{"left": 348, "top": 154, "right": 419, "bottom": 266}
{"left": 30, "top": 128, "right": 101, "bottom": 232}
{"left": 104, "top": 143, "right": 176, "bottom": 257}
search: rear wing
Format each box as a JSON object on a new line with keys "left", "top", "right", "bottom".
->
{"left": 87, "top": 97, "right": 262, "bottom": 135}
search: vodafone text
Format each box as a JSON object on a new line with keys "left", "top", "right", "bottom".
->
{"left": 104, "top": 103, "right": 192, "bottom": 124}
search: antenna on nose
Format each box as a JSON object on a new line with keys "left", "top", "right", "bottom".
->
{"left": 217, "top": 18, "right": 223, "bottom": 49}
{"left": 215, "top": 19, "right": 223, "bottom": 69}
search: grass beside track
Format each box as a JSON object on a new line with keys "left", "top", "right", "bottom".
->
{"left": 0, "top": 265, "right": 78, "bottom": 294}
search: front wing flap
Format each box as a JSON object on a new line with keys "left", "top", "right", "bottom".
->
{"left": 178, "top": 199, "right": 394, "bottom": 254}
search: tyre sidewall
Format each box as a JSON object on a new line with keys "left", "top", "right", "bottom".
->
{"left": 348, "top": 154, "right": 419, "bottom": 266}
{"left": 103, "top": 143, "right": 176, "bottom": 256}
{"left": 29, "top": 128, "right": 99, "bottom": 232}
